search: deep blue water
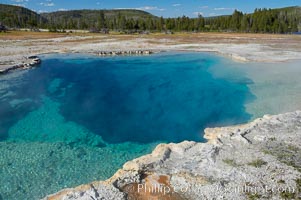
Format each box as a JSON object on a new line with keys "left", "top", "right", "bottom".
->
{"left": 0, "top": 52, "right": 254, "bottom": 144}
{"left": 0, "top": 52, "right": 256, "bottom": 199}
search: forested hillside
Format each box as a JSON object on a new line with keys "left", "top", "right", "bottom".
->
{"left": 0, "top": 4, "right": 46, "bottom": 28}
{"left": 206, "top": 7, "right": 301, "bottom": 33}
{"left": 0, "top": 3, "right": 300, "bottom": 33}
{"left": 41, "top": 9, "right": 156, "bottom": 30}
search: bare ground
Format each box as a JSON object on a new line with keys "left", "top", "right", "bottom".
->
{"left": 1, "top": 31, "right": 301, "bottom": 71}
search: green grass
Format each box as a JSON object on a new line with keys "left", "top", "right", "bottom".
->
{"left": 282, "top": 161, "right": 301, "bottom": 173}
{"left": 247, "top": 159, "right": 267, "bottom": 168}
{"left": 280, "top": 191, "right": 296, "bottom": 199}
{"left": 262, "top": 149, "right": 272, "bottom": 155}
{"left": 261, "top": 144, "right": 301, "bottom": 173}
{"left": 296, "top": 179, "right": 301, "bottom": 193}
{"left": 288, "top": 145, "right": 300, "bottom": 152}
{"left": 278, "top": 180, "right": 286, "bottom": 184}
{"left": 269, "top": 137, "right": 276, "bottom": 141}
{"left": 223, "top": 159, "right": 240, "bottom": 167}
{"left": 246, "top": 193, "right": 261, "bottom": 200}
{"left": 278, "top": 179, "right": 301, "bottom": 200}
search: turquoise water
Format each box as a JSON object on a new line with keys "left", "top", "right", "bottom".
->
{"left": 0, "top": 52, "right": 256, "bottom": 199}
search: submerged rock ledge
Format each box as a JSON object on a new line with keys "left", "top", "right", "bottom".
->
{"left": 43, "top": 111, "right": 301, "bottom": 200}
{"left": 95, "top": 50, "right": 153, "bottom": 56}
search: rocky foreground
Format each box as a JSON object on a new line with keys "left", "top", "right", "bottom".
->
{"left": 44, "top": 111, "right": 301, "bottom": 200}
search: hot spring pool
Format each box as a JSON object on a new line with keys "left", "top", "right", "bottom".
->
{"left": 1, "top": 52, "right": 301, "bottom": 199}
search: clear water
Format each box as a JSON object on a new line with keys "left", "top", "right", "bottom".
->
{"left": 0, "top": 52, "right": 300, "bottom": 200}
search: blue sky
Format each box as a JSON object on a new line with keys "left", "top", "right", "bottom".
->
{"left": 1, "top": 0, "right": 301, "bottom": 17}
